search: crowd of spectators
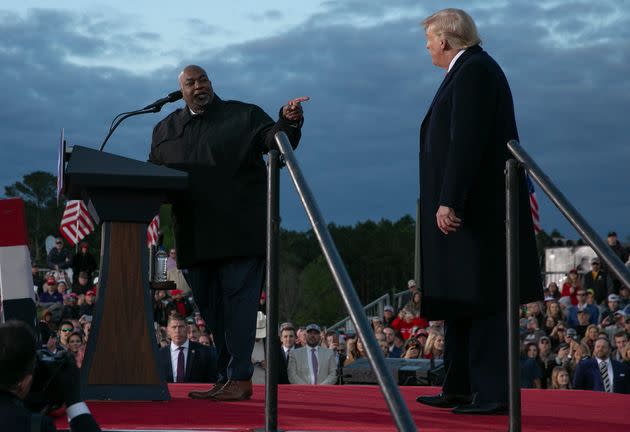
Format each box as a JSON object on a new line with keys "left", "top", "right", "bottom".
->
{"left": 31, "top": 233, "right": 630, "bottom": 393}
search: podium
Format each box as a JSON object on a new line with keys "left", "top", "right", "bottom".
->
{"left": 64, "top": 145, "right": 187, "bottom": 400}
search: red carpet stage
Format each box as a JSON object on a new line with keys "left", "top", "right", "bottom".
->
{"left": 55, "top": 384, "right": 630, "bottom": 431}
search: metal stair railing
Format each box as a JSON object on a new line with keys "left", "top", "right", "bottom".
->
{"left": 327, "top": 293, "right": 390, "bottom": 333}
{"left": 263, "top": 132, "right": 418, "bottom": 432}
{"left": 505, "top": 139, "right": 630, "bottom": 432}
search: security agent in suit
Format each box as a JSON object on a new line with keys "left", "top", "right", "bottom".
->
{"left": 0, "top": 321, "right": 101, "bottom": 432}
{"left": 415, "top": 9, "right": 541, "bottom": 415}
{"left": 159, "top": 314, "right": 217, "bottom": 383}
{"left": 573, "top": 337, "right": 630, "bottom": 393}
{"left": 277, "top": 326, "right": 297, "bottom": 384}
{"left": 287, "top": 324, "right": 337, "bottom": 385}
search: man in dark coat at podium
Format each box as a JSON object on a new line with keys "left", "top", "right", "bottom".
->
{"left": 149, "top": 64, "right": 308, "bottom": 401}
{"left": 414, "top": 9, "right": 541, "bottom": 414}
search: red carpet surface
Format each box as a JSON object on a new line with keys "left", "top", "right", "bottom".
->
{"left": 55, "top": 384, "right": 630, "bottom": 431}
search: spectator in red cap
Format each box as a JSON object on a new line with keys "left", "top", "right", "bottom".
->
{"left": 41, "top": 273, "right": 57, "bottom": 295}
{"left": 39, "top": 279, "right": 64, "bottom": 304}
{"left": 561, "top": 269, "right": 582, "bottom": 305}
{"left": 72, "top": 241, "right": 97, "bottom": 283}
{"left": 168, "top": 290, "right": 194, "bottom": 318}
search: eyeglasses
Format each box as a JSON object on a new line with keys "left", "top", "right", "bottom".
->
{"left": 540, "top": 340, "right": 550, "bottom": 344}
{"left": 576, "top": 293, "right": 586, "bottom": 297}
{"left": 60, "top": 328, "right": 73, "bottom": 332}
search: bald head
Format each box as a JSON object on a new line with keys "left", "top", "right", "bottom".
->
{"left": 179, "top": 65, "right": 214, "bottom": 113}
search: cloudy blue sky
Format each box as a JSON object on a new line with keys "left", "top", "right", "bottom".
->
{"left": 1, "top": 0, "right": 629, "bottom": 241}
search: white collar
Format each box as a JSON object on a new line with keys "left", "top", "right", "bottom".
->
{"left": 170, "top": 339, "right": 190, "bottom": 352}
{"left": 447, "top": 49, "right": 466, "bottom": 73}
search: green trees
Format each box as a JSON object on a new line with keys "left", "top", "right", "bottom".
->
{"left": 4, "top": 171, "right": 64, "bottom": 264}
{"left": 278, "top": 217, "right": 415, "bottom": 326}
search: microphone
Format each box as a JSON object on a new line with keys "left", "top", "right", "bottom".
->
{"left": 142, "top": 90, "right": 183, "bottom": 110}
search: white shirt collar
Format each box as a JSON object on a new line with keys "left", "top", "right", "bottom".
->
{"left": 596, "top": 356, "right": 610, "bottom": 365}
{"left": 170, "top": 339, "right": 189, "bottom": 352}
{"left": 447, "top": 49, "right": 466, "bottom": 73}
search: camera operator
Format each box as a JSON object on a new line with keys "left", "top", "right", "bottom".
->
{"left": 0, "top": 320, "right": 101, "bottom": 432}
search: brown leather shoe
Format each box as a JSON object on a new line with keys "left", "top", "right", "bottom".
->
{"left": 188, "top": 382, "right": 227, "bottom": 399}
{"left": 211, "top": 380, "right": 253, "bottom": 401}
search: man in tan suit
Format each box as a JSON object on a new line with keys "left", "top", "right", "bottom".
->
{"left": 287, "top": 324, "right": 337, "bottom": 385}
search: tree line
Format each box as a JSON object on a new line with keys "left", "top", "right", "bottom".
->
{"left": 7, "top": 170, "right": 572, "bottom": 326}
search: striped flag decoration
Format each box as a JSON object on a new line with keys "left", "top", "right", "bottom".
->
{"left": 147, "top": 215, "right": 160, "bottom": 248}
{"left": 59, "top": 200, "right": 95, "bottom": 246}
{"left": 526, "top": 174, "right": 541, "bottom": 234}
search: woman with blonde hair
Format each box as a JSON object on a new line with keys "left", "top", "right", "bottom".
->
{"left": 422, "top": 330, "right": 445, "bottom": 360}
{"left": 549, "top": 366, "right": 571, "bottom": 389}
{"left": 568, "top": 342, "right": 591, "bottom": 377}
{"left": 581, "top": 324, "right": 599, "bottom": 352}
{"left": 545, "top": 300, "right": 564, "bottom": 323}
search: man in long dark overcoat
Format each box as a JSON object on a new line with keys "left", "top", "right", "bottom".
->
{"left": 415, "top": 9, "right": 541, "bottom": 414}
{"left": 149, "top": 64, "right": 308, "bottom": 401}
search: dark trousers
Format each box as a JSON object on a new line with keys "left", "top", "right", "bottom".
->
{"left": 185, "top": 257, "right": 264, "bottom": 382}
{"left": 442, "top": 309, "right": 508, "bottom": 403}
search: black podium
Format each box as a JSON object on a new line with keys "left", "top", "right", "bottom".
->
{"left": 64, "top": 145, "right": 187, "bottom": 400}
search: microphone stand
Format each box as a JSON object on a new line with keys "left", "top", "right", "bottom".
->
{"left": 99, "top": 106, "right": 161, "bottom": 152}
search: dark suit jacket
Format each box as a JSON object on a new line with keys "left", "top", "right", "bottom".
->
{"left": 278, "top": 346, "right": 292, "bottom": 384}
{"left": 419, "top": 45, "right": 541, "bottom": 319}
{"left": 159, "top": 341, "right": 218, "bottom": 383}
{"left": 0, "top": 391, "right": 100, "bottom": 432}
{"left": 572, "top": 358, "right": 630, "bottom": 393}
{"left": 149, "top": 95, "right": 302, "bottom": 267}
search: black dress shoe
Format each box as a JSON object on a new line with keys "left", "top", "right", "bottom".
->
{"left": 416, "top": 393, "right": 473, "bottom": 408}
{"left": 452, "top": 402, "right": 508, "bottom": 415}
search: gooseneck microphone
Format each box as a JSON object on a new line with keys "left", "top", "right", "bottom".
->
{"left": 142, "top": 90, "right": 183, "bottom": 110}
{"left": 99, "top": 90, "right": 183, "bottom": 151}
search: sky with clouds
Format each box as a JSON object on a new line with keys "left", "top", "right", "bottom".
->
{"left": 1, "top": 0, "right": 629, "bottom": 241}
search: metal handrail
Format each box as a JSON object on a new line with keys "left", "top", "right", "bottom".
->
{"left": 505, "top": 160, "right": 522, "bottom": 432}
{"left": 505, "top": 140, "right": 630, "bottom": 432}
{"left": 274, "top": 132, "right": 417, "bottom": 432}
{"left": 328, "top": 293, "right": 390, "bottom": 332}
{"left": 508, "top": 140, "right": 630, "bottom": 288}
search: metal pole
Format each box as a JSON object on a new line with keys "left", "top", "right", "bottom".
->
{"left": 274, "top": 132, "right": 417, "bottom": 432}
{"left": 506, "top": 159, "right": 521, "bottom": 432}
{"left": 265, "top": 150, "right": 281, "bottom": 432}
{"left": 414, "top": 198, "right": 421, "bottom": 289}
{"left": 507, "top": 139, "right": 630, "bottom": 289}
